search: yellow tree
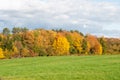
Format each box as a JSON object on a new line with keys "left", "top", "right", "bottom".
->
{"left": 69, "top": 32, "right": 83, "bottom": 54}
{"left": 63, "top": 31, "right": 84, "bottom": 54}
{"left": 22, "top": 31, "right": 35, "bottom": 47}
{"left": 98, "top": 37, "right": 106, "bottom": 54}
{"left": 33, "top": 29, "right": 57, "bottom": 56}
{"left": 22, "top": 31, "right": 35, "bottom": 56}
{"left": 3, "top": 49, "right": 13, "bottom": 59}
{"left": 21, "top": 47, "right": 30, "bottom": 57}
{"left": 81, "top": 38, "right": 90, "bottom": 54}
{"left": 94, "top": 43, "right": 102, "bottom": 55}
{"left": 52, "top": 34, "right": 70, "bottom": 55}
{"left": 12, "top": 46, "right": 19, "bottom": 57}
{"left": 0, "top": 48, "right": 4, "bottom": 59}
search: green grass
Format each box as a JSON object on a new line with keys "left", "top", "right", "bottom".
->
{"left": 0, "top": 55, "right": 120, "bottom": 80}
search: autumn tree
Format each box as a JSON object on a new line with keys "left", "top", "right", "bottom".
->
{"left": 65, "top": 31, "right": 83, "bottom": 54}
{"left": 0, "top": 34, "right": 5, "bottom": 47}
{"left": 0, "top": 48, "right": 4, "bottom": 59}
{"left": 86, "top": 35, "right": 102, "bottom": 55}
{"left": 12, "top": 32, "right": 23, "bottom": 41}
{"left": 21, "top": 47, "right": 30, "bottom": 57}
{"left": 2, "top": 35, "right": 13, "bottom": 51}
{"left": 33, "top": 29, "right": 56, "bottom": 56}
{"left": 98, "top": 37, "right": 106, "bottom": 54}
{"left": 81, "top": 38, "right": 90, "bottom": 54}
{"left": 0, "top": 34, "right": 13, "bottom": 58}
{"left": 22, "top": 31, "right": 36, "bottom": 56}
{"left": 13, "top": 41, "right": 23, "bottom": 57}
{"left": 52, "top": 34, "right": 70, "bottom": 55}
{"left": 1, "top": 27, "right": 120, "bottom": 58}
{"left": 3, "top": 49, "right": 13, "bottom": 59}
{"left": 22, "top": 31, "right": 35, "bottom": 48}
{"left": 12, "top": 46, "right": 19, "bottom": 57}
{"left": 105, "top": 38, "right": 120, "bottom": 54}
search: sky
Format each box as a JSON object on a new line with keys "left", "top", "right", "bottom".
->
{"left": 0, "top": 0, "right": 120, "bottom": 38}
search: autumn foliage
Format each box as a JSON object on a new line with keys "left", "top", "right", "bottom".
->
{"left": 86, "top": 35, "right": 102, "bottom": 55}
{"left": 53, "top": 34, "right": 70, "bottom": 55}
{"left": 0, "top": 48, "right": 4, "bottom": 59}
{"left": 0, "top": 27, "right": 119, "bottom": 59}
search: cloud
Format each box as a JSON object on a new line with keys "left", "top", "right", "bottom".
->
{"left": 0, "top": 0, "right": 120, "bottom": 37}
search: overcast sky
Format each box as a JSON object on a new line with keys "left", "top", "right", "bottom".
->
{"left": 0, "top": 0, "right": 120, "bottom": 37}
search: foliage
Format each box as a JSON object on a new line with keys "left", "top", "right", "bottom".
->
{"left": 81, "top": 38, "right": 90, "bottom": 54}
{"left": 67, "top": 32, "right": 83, "bottom": 54}
{"left": 52, "top": 34, "right": 70, "bottom": 55}
{"left": 21, "top": 47, "right": 30, "bottom": 57}
{"left": 2, "top": 27, "right": 10, "bottom": 36}
{"left": 86, "top": 35, "right": 102, "bottom": 55}
{"left": 12, "top": 27, "right": 29, "bottom": 34}
{"left": 98, "top": 37, "right": 106, "bottom": 54}
{"left": 105, "top": 38, "right": 120, "bottom": 54}
{"left": 0, "top": 28, "right": 119, "bottom": 59}
{"left": 12, "top": 46, "right": 19, "bottom": 57}
{"left": 0, "top": 48, "right": 4, "bottom": 59}
{"left": 22, "top": 31, "right": 35, "bottom": 48}
{"left": 2, "top": 36, "right": 13, "bottom": 51}
{"left": 3, "top": 49, "right": 12, "bottom": 59}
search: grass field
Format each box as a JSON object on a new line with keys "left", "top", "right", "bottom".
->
{"left": 0, "top": 55, "right": 120, "bottom": 80}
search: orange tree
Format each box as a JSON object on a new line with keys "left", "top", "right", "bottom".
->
{"left": 86, "top": 35, "right": 102, "bottom": 55}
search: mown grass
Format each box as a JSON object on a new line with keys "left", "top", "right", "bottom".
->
{"left": 0, "top": 55, "right": 120, "bottom": 80}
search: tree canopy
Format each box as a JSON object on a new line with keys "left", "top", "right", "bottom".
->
{"left": 0, "top": 28, "right": 119, "bottom": 59}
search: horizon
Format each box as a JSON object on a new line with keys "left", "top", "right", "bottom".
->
{"left": 1, "top": 27, "right": 120, "bottom": 39}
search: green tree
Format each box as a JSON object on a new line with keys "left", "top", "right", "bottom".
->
{"left": 2, "top": 27, "right": 10, "bottom": 36}
{"left": 21, "top": 27, "right": 29, "bottom": 32}
{"left": 12, "top": 27, "right": 21, "bottom": 34}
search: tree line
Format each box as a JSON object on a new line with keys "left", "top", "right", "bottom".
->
{"left": 0, "top": 27, "right": 120, "bottom": 59}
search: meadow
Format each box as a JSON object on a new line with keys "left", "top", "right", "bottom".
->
{"left": 0, "top": 55, "right": 120, "bottom": 80}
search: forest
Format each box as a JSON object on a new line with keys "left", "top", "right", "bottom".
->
{"left": 0, "top": 27, "right": 120, "bottom": 59}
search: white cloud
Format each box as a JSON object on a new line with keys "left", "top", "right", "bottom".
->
{"left": 0, "top": 0, "right": 120, "bottom": 37}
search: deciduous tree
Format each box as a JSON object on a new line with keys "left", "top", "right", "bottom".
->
{"left": 0, "top": 48, "right": 4, "bottom": 59}
{"left": 52, "top": 34, "right": 70, "bottom": 55}
{"left": 2, "top": 27, "right": 10, "bottom": 36}
{"left": 86, "top": 35, "right": 102, "bottom": 55}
